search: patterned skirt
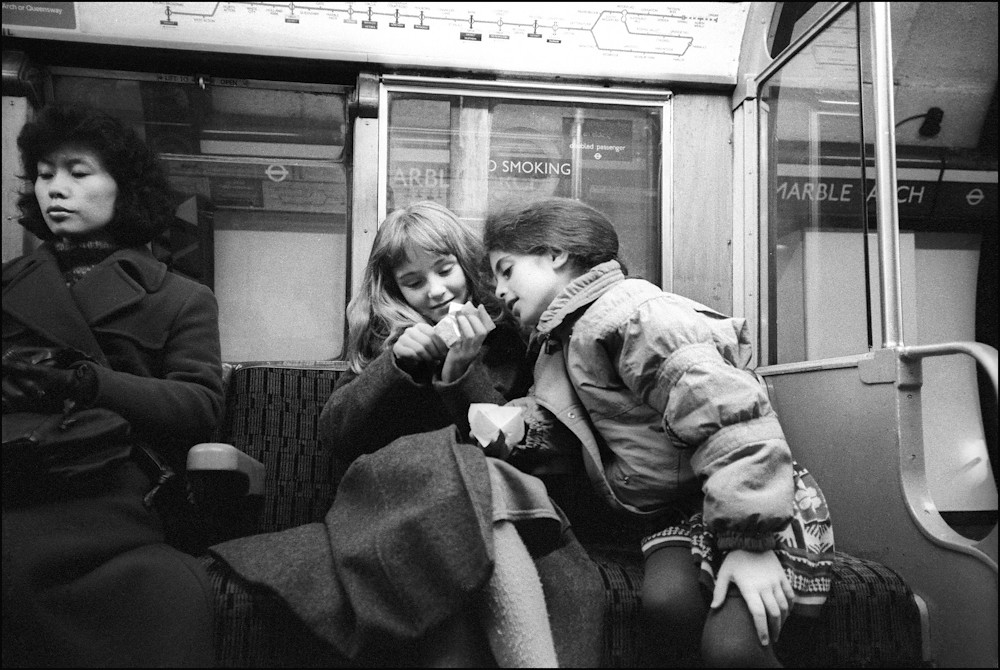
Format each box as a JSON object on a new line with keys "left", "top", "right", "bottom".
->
{"left": 639, "top": 461, "right": 836, "bottom": 617}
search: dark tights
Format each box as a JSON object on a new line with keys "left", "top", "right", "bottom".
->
{"left": 639, "top": 546, "right": 783, "bottom": 668}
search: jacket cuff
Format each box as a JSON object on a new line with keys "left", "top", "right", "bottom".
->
{"left": 387, "top": 349, "right": 434, "bottom": 385}
{"left": 715, "top": 529, "right": 779, "bottom": 552}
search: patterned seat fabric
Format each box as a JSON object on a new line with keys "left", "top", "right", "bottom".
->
{"left": 213, "top": 365, "right": 349, "bottom": 535}
{"left": 203, "top": 364, "right": 926, "bottom": 668}
{"left": 586, "top": 545, "right": 925, "bottom": 668}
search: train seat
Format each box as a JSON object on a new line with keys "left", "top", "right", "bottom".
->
{"left": 191, "top": 361, "right": 926, "bottom": 668}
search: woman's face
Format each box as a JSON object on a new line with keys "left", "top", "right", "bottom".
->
{"left": 34, "top": 143, "right": 118, "bottom": 240}
{"left": 394, "top": 243, "right": 469, "bottom": 324}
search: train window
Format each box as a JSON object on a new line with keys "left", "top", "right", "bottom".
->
{"left": 380, "top": 80, "right": 668, "bottom": 284}
{"left": 47, "top": 69, "right": 349, "bottom": 362}
{"left": 759, "top": 4, "right": 870, "bottom": 364}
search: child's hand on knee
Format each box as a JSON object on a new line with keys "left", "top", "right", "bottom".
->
{"left": 711, "top": 549, "right": 795, "bottom": 646}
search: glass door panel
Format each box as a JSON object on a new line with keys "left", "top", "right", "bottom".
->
{"left": 759, "top": 5, "right": 870, "bottom": 364}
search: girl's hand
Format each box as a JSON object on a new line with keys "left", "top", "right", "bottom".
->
{"left": 441, "top": 312, "right": 489, "bottom": 383}
{"left": 711, "top": 549, "right": 794, "bottom": 647}
{"left": 393, "top": 323, "right": 448, "bottom": 372}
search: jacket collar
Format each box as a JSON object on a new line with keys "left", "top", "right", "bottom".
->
{"left": 535, "top": 260, "right": 625, "bottom": 338}
{"left": 2, "top": 244, "right": 166, "bottom": 359}
{"left": 70, "top": 246, "right": 167, "bottom": 323}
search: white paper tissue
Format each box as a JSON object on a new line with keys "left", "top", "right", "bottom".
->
{"left": 468, "top": 403, "right": 525, "bottom": 449}
{"left": 433, "top": 302, "right": 496, "bottom": 347}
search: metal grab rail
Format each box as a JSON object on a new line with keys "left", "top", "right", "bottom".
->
{"left": 870, "top": 2, "right": 905, "bottom": 348}
{"left": 899, "top": 342, "right": 999, "bottom": 404}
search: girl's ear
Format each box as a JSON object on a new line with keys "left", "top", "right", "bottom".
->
{"left": 551, "top": 249, "right": 571, "bottom": 270}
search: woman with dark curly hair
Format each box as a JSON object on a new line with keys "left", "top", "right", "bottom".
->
{"left": 2, "top": 104, "right": 224, "bottom": 667}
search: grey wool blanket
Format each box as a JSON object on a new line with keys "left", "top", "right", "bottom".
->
{"left": 209, "top": 425, "right": 604, "bottom": 666}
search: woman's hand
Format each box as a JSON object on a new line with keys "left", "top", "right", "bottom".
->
{"left": 2, "top": 358, "right": 78, "bottom": 409}
{"left": 392, "top": 323, "right": 448, "bottom": 373}
{"left": 440, "top": 312, "right": 489, "bottom": 383}
{"left": 711, "top": 549, "right": 794, "bottom": 647}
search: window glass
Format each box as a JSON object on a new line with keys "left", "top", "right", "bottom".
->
{"left": 50, "top": 72, "right": 349, "bottom": 362}
{"left": 759, "top": 5, "right": 870, "bottom": 364}
{"left": 385, "top": 90, "right": 665, "bottom": 283}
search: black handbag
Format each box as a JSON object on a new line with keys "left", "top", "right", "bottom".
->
{"left": 3, "top": 407, "right": 133, "bottom": 478}
{"left": 2, "top": 344, "right": 134, "bottom": 486}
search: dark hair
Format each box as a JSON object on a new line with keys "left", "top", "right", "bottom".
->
{"left": 483, "top": 197, "right": 624, "bottom": 274}
{"left": 16, "top": 103, "right": 173, "bottom": 245}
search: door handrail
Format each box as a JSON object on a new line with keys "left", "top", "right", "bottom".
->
{"left": 899, "top": 342, "right": 999, "bottom": 403}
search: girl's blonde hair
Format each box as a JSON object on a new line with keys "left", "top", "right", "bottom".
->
{"left": 344, "top": 201, "right": 504, "bottom": 373}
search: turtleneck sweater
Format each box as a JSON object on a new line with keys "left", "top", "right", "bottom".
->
{"left": 51, "top": 237, "right": 118, "bottom": 286}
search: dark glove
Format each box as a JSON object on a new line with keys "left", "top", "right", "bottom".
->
{"left": 2, "top": 358, "right": 97, "bottom": 413}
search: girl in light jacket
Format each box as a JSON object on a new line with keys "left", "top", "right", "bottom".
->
{"left": 484, "top": 197, "right": 835, "bottom": 668}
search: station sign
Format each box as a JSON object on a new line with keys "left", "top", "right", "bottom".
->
{"left": 775, "top": 165, "right": 997, "bottom": 222}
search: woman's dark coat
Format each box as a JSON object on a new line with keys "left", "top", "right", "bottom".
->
{"left": 2, "top": 243, "right": 224, "bottom": 667}
{"left": 2, "top": 244, "right": 223, "bottom": 467}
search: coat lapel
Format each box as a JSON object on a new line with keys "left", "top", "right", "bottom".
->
{"left": 2, "top": 251, "right": 105, "bottom": 360}
{"left": 3, "top": 247, "right": 165, "bottom": 363}
{"left": 71, "top": 259, "right": 148, "bottom": 325}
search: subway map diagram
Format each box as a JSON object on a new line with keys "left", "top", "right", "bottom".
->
{"left": 3, "top": 2, "right": 750, "bottom": 84}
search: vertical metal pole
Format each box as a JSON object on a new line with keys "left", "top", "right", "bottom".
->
{"left": 350, "top": 73, "right": 381, "bottom": 302}
{"left": 869, "top": 2, "right": 905, "bottom": 347}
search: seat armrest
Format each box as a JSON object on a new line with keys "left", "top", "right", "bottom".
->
{"left": 187, "top": 442, "right": 264, "bottom": 496}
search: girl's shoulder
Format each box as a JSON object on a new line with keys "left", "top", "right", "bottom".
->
{"left": 582, "top": 277, "right": 665, "bottom": 322}
{"left": 591, "top": 278, "right": 723, "bottom": 320}
{"left": 584, "top": 281, "right": 752, "bottom": 367}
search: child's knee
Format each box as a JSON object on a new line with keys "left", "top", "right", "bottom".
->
{"left": 701, "top": 631, "right": 763, "bottom": 667}
{"left": 701, "top": 598, "right": 782, "bottom": 668}
{"left": 641, "top": 548, "right": 705, "bottom": 620}
{"left": 640, "top": 574, "right": 705, "bottom": 628}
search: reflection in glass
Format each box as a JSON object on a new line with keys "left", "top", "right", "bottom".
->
{"left": 51, "top": 74, "right": 349, "bottom": 361}
{"left": 386, "top": 92, "right": 663, "bottom": 282}
{"left": 759, "top": 5, "right": 870, "bottom": 364}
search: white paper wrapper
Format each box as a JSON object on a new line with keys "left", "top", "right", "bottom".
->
{"left": 433, "top": 302, "right": 496, "bottom": 347}
{"left": 468, "top": 403, "right": 525, "bottom": 450}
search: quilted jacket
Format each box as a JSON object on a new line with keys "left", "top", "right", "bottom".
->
{"left": 528, "top": 260, "right": 794, "bottom": 549}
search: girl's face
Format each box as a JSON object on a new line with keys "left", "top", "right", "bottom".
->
{"left": 489, "top": 250, "right": 572, "bottom": 329}
{"left": 35, "top": 144, "right": 118, "bottom": 240}
{"left": 394, "top": 244, "right": 469, "bottom": 324}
